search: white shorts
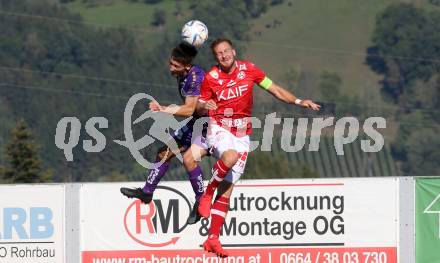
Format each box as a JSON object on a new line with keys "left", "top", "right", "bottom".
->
{"left": 206, "top": 122, "right": 250, "bottom": 184}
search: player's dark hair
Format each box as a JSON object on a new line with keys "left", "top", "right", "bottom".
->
{"left": 210, "top": 38, "right": 233, "bottom": 53}
{"left": 171, "top": 42, "right": 198, "bottom": 65}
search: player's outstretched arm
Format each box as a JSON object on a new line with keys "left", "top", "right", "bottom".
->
{"left": 149, "top": 96, "right": 199, "bottom": 117}
{"left": 195, "top": 99, "right": 217, "bottom": 116}
{"left": 266, "top": 83, "right": 321, "bottom": 111}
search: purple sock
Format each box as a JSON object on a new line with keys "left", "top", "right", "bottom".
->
{"left": 143, "top": 162, "right": 170, "bottom": 194}
{"left": 188, "top": 166, "right": 204, "bottom": 201}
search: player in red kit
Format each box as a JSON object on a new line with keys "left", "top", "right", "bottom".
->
{"left": 186, "top": 38, "right": 321, "bottom": 257}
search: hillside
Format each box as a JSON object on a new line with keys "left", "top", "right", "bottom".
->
{"left": 1, "top": 0, "right": 439, "bottom": 182}
{"left": 65, "top": 0, "right": 192, "bottom": 48}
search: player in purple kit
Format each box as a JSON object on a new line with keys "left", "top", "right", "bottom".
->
{"left": 120, "top": 43, "right": 206, "bottom": 224}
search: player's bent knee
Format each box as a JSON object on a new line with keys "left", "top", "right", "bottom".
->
{"left": 222, "top": 150, "right": 239, "bottom": 167}
{"left": 183, "top": 152, "right": 197, "bottom": 171}
{"left": 157, "top": 148, "right": 171, "bottom": 161}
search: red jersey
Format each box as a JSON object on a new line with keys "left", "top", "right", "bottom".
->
{"left": 199, "top": 60, "right": 267, "bottom": 137}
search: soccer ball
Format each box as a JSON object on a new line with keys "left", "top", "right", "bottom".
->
{"left": 181, "top": 20, "right": 208, "bottom": 47}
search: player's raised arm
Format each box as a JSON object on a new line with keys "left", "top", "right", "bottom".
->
{"left": 150, "top": 96, "right": 199, "bottom": 117}
{"left": 265, "top": 82, "right": 321, "bottom": 111}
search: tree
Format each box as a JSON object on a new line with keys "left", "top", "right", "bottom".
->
{"left": 391, "top": 75, "right": 440, "bottom": 176}
{"left": 366, "top": 3, "right": 440, "bottom": 101}
{"left": 319, "top": 71, "right": 342, "bottom": 101}
{"left": 367, "top": 4, "right": 440, "bottom": 176}
{"left": 244, "top": 0, "right": 268, "bottom": 18}
{"left": 144, "top": 0, "right": 162, "bottom": 3}
{"left": 151, "top": 9, "right": 166, "bottom": 27}
{"left": 0, "top": 119, "right": 52, "bottom": 183}
{"left": 318, "top": 71, "right": 362, "bottom": 117}
{"left": 395, "top": 124, "right": 440, "bottom": 176}
{"left": 174, "top": 0, "right": 183, "bottom": 18}
{"left": 430, "top": 0, "right": 440, "bottom": 6}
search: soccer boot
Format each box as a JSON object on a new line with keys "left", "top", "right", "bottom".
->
{"left": 120, "top": 187, "right": 153, "bottom": 204}
{"left": 198, "top": 194, "right": 213, "bottom": 218}
{"left": 187, "top": 200, "right": 201, "bottom": 225}
{"left": 203, "top": 235, "right": 229, "bottom": 258}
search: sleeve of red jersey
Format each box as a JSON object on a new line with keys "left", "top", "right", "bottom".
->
{"left": 250, "top": 63, "right": 273, "bottom": 90}
{"left": 198, "top": 76, "right": 213, "bottom": 103}
{"left": 250, "top": 63, "right": 266, "bottom": 83}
